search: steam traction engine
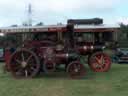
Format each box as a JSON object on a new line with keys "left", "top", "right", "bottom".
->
{"left": 3, "top": 18, "right": 118, "bottom": 79}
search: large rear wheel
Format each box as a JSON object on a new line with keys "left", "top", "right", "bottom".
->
{"left": 9, "top": 48, "right": 40, "bottom": 78}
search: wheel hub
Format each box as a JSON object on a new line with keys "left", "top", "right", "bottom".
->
{"left": 74, "top": 68, "right": 79, "bottom": 72}
{"left": 21, "top": 61, "right": 27, "bottom": 68}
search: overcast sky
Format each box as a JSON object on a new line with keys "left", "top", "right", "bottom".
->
{"left": 0, "top": 0, "right": 127, "bottom": 26}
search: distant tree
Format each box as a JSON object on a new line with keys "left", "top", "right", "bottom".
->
{"left": 120, "top": 23, "right": 128, "bottom": 39}
{"left": 120, "top": 23, "right": 128, "bottom": 32}
{"left": 22, "top": 22, "right": 29, "bottom": 26}
{"left": 36, "top": 22, "right": 44, "bottom": 26}
{"left": 57, "top": 22, "right": 62, "bottom": 25}
{"left": 11, "top": 25, "right": 18, "bottom": 27}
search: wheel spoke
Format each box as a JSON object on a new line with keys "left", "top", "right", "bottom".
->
{"left": 95, "top": 57, "right": 104, "bottom": 69}
{"left": 15, "top": 59, "right": 22, "bottom": 64}
{"left": 93, "top": 63, "right": 100, "bottom": 68}
{"left": 94, "top": 56, "right": 100, "bottom": 64}
{"left": 25, "top": 70, "right": 28, "bottom": 77}
{"left": 26, "top": 55, "right": 33, "bottom": 63}
{"left": 21, "top": 52, "right": 25, "bottom": 61}
{"left": 100, "top": 55, "right": 104, "bottom": 65}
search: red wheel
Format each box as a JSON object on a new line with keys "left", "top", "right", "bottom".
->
{"left": 89, "top": 52, "right": 111, "bottom": 72}
{"left": 9, "top": 48, "right": 40, "bottom": 78}
{"left": 67, "top": 61, "right": 86, "bottom": 79}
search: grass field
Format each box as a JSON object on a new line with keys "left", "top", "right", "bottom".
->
{"left": 0, "top": 63, "right": 128, "bottom": 96}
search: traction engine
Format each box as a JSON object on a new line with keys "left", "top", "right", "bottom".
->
{"left": 4, "top": 18, "right": 112, "bottom": 79}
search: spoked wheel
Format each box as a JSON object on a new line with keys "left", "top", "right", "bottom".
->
{"left": 88, "top": 52, "right": 111, "bottom": 72}
{"left": 67, "top": 61, "right": 86, "bottom": 79}
{"left": 9, "top": 48, "right": 40, "bottom": 78}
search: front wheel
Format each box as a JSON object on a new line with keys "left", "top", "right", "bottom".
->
{"left": 88, "top": 52, "right": 111, "bottom": 72}
{"left": 67, "top": 61, "right": 86, "bottom": 79}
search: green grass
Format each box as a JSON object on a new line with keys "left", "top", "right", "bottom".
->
{"left": 0, "top": 63, "right": 128, "bottom": 96}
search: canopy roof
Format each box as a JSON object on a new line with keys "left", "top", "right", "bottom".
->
{"left": 0, "top": 24, "right": 120, "bottom": 34}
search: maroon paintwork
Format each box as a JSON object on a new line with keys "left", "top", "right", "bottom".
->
{"left": 5, "top": 39, "right": 111, "bottom": 78}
